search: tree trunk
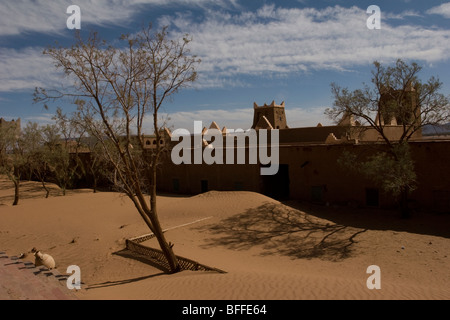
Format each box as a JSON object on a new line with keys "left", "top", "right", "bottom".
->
{"left": 149, "top": 168, "right": 180, "bottom": 273}
{"left": 151, "top": 214, "right": 181, "bottom": 273}
{"left": 41, "top": 180, "right": 50, "bottom": 198}
{"left": 91, "top": 167, "right": 97, "bottom": 193}
{"left": 12, "top": 178, "right": 19, "bottom": 206}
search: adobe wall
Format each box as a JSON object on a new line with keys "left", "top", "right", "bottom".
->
{"left": 280, "top": 141, "right": 450, "bottom": 211}
{"left": 279, "top": 126, "right": 349, "bottom": 143}
{"left": 358, "top": 126, "right": 422, "bottom": 141}
{"left": 157, "top": 140, "right": 450, "bottom": 213}
{"left": 157, "top": 151, "right": 260, "bottom": 194}
{"left": 278, "top": 125, "right": 422, "bottom": 144}
{"left": 280, "top": 144, "right": 376, "bottom": 206}
{"left": 0, "top": 118, "right": 21, "bottom": 135}
{"left": 409, "top": 140, "right": 450, "bottom": 211}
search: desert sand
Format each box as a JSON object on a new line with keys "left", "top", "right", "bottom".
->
{"left": 0, "top": 176, "right": 449, "bottom": 300}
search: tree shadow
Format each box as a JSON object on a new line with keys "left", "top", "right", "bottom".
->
{"left": 197, "top": 202, "right": 367, "bottom": 261}
{"left": 284, "top": 201, "right": 450, "bottom": 239}
{"left": 86, "top": 273, "right": 166, "bottom": 290}
{"left": 84, "top": 248, "right": 170, "bottom": 290}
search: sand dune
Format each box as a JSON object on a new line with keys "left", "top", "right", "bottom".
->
{"left": 0, "top": 177, "right": 449, "bottom": 300}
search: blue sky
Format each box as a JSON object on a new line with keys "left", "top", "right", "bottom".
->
{"left": 1, "top": 0, "right": 450, "bottom": 131}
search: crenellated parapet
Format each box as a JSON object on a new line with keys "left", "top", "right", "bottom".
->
{"left": 0, "top": 117, "right": 21, "bottom": 137}
{"left": 252, "top": 101, "right": 288, "bottom": 130}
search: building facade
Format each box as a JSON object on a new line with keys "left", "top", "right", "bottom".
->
{"left": 154, "top": 101, "right": 450, "bottom": 213}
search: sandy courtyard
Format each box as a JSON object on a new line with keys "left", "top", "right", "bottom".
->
{"left": 0, "top": 177, "right": 449, "bottom": 300}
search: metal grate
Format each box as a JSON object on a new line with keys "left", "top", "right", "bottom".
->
{"left": 126, "top": 236, "right": 226, "bottom": 274}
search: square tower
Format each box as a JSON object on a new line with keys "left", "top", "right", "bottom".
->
{"left": 252, "top": 101, "right": 288, "bottom": 129}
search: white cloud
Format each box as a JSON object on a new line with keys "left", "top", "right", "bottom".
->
{"left": 0, "top": 47, "right": 63, "bottom": 92}
{"left": 0, "top": 0, "right": 239, "bottom": 36}
{"left": 426, "top": 2, "right": 450, "bottom": 18}
{"left": 163, "top": 4, "right": 450, "bottom": 86}
{"left": 153, "top": 105, "right": 331, "bottom": 133}
{"left": 158, "top": 107, "right": 254, "bottom": 132}
{"left": 24, "top": 113, "right": 55, "bottom": 125}
{"left": 3, "top": 4, "right": 450, "bottom": 93}
{"left": 286, "top": 106, "right": 332, "bottom": 128}
{"left": 385, "top": 10, "right": 422, "bottom": 20}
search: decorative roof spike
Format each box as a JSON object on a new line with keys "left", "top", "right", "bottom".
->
{"left": 325, "top": 133, "right": 339, "bottom": 144}
{"left": 209, "top": 121, "right": 221, "bottom": 130}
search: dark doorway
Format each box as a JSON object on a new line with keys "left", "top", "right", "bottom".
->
{"left": 366, "top": 188, "right": 379, "bottom": 207}
{"left": 201, "top": 180, "right": 209, "bottom": 193}
{"left": 261, "top": 164, "right": 290, "bottom": 200}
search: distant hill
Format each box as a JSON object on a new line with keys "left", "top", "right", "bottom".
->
{"left": 422, "top": 123, "right": 450, "bottom": 136}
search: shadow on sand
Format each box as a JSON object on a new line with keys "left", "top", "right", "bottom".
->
{"left": 85, "top": 249, "right": 168, "bottom": 290}
{"left": 198, "top": 200, "right": 450, "bottom": 262}
{"left": 86, "top": 273, "right": 166, "bottom": 290}
{"left": 284, "top": 201, "right": 450, "bottom": 239}
{"left": 197, "top": 202, "right": 368, "bottom": 261}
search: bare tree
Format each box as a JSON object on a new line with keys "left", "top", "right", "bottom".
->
{"left": 34, "top": 25, "right": 200, "bottom": 273}
{"left": 326, "top": 60, "right": 450, "bottom": 217}
{"left": 327, "top": 60, "right": 450, "bottom": 146}
{"left": 21, "top": 122, "right": 51, "bottom": 198}
{"left": 0, "top": 122, "right": 25, "bottom": 205}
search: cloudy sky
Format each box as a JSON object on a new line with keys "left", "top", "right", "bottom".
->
{"left": 1, "top": 0, "right": 450, "bottom": 131}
